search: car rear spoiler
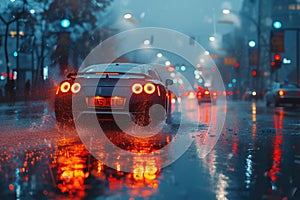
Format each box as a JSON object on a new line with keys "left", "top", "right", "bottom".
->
{"left": 67, "top": 71, "right": 153, "bottom": 79}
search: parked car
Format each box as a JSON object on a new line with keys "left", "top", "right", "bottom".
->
{"left": 54, "top": 63, "right": 173, "bottom": 128}
{"left": 265, "top": 82, "right": 300, "bottom": 107}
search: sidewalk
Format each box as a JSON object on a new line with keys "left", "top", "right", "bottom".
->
{"left": 0, "top": 87, "right": 56, "bottom": 104}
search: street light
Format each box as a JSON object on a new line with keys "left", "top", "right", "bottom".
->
{"left": 165, "top": 61, "right": 171, "bottom": 66}
{"left": 143, "top": 39, "right": 150, "bottom": 45}
{"left": 222, "top": 6, "right": 263, "bottom": 94}
{"left": 123, "top": 13, "right": 132, "bottom": 20}
{"left": 222, "top": 9, "right": 231, "bottom": 15}
{"left": 156, "top": 53, "right": 163, "bottom": 58}
{"left": 29, "top": 9, "right": 35, "bottom": 14}
{"left": 248, "top": 40, "right": 256, "bottom": 48}
{"left": 123, "top": 12, "right": 138, "bottom": 24}
{"left": 222, "top": 9, "right": 260, "bottom": 32}
{"left": 209, "top": 36, "right": 216, "bottom": 42}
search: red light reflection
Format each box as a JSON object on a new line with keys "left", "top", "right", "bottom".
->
{"left": 269, "top": 109, "right": 284, "bottom": 182}
{"left": 50, "top": 138, "right": 161, "bottom": 199}
{"left": 52, "top": 139, "right": 90, "bottom": 196}
{"left": 125, "top": 156, "right": 160, "bottom": 198}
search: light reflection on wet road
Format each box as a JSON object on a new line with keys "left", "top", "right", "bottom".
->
{"left": 0, "top": 100, "right": 299, "bottom": 199}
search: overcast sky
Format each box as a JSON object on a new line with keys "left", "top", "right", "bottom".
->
{"left": 109, "top": 0, "right": 243, "bottom": 47}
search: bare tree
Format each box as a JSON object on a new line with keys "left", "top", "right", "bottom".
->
{"left": 0, "top": 0, "right": 29, "bottom": 85}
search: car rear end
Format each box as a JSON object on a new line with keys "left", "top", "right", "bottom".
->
{"left": 55, "top": 74, "right": 168, "bottom": 126}
{"left": 197, "top": 88, "right": 217, "bottom": 104}
{"left": 275, "top": 88, "right": 300, "bottom": 105}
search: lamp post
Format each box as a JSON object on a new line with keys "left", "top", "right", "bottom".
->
{"left": 123, "top": 13, "right": 139, "bottom": 25}
{"left": 222, "top": 1, "right": 263, "bottom": 95}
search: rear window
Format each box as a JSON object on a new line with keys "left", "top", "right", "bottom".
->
{"left": 81, "top": 64, "right": 145, "bottom": 74}
{"left": 280, "top": 84, "right": 299, "bottom": 88}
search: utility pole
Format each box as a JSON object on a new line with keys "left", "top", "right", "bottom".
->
{"left": 16, "top": 19, "right": 20, "bottom": 89}
{"left": 257, "top": 0, "right": 262, "bottom": 96}
{"left": 297, "top": 30, "right": 300, "bottom": 86}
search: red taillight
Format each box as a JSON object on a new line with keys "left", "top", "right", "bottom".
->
{"left": 278, "top": 90, "right": 285, "bottom": 96}
{"left": 56, "top": 87, "right": 60, "bottom": 95}
{"left": 197, "top": 91, "right": 202, "bottom": 98}
{"left": 157, "top": 86, "right": 161, "bottom": 96}
{"left": 204, "top": 90, "right": 210, "bottom": 95}
{"left": 71, "top": 82, "right": 81, "bottom": 94}
{"left": 59, "top": 82, "right": 81, "bottom": 94}
{"left": 144, "top": 83, "right": 156, "bottom": 94}
{"left": 132, "top": 83, "right": 156, "bottom": 95}
{"left": 212, "top": 91, "right": 217, "bottom": 96}
{"left": 132, "top": 83, "right": 143, "bottom": 94}
{"left": 60, "top": 82, "right": 71, "bottom": 93}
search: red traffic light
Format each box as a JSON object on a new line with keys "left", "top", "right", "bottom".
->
{"left": 274, "top": 54, "right": 281, "bottom": 61}
{"left": 270, "top": 61, "right": 275, "bottom": 67}
{"left": 251, "top": 69, "right": 257, "bottom": 77}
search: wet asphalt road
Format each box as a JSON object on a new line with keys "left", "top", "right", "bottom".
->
{"left": 0, "top": 99, "right": 299, "bottom": 200}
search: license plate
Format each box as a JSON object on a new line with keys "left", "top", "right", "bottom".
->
{"left": 87, "top": 96, "right": 126, "bottom": 108}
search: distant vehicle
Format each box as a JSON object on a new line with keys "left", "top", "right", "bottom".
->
{"left": 196, "top": 87, "right": 217, "bottom": 104}
{"left": 242, "top": 89, "right": 260, "bottom": 101}
{"left": 265, "top": 83, "right": 300, "bottom": 107}
{"left": 54, "top": 63, "right": 173, "bottom": 128}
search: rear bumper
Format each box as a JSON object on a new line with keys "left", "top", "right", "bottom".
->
{"left": 74, "top": 110, "right": 132, "bottom": 122}
{"left": 197, "top": 96, "right": 217, "bottom": 103}
{"left": 55, "top": 94, "right": 167, "bottom": 123}
{"left": 276, "top": 97, "right": 300, "bottom": 104}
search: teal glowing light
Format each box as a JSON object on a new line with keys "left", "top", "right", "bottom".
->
{"left": 61, "top": 19, "right": 71, "bottom": 28}
{"left": 180, "top": 65, "right": 186, "bottom": 71}
{"left": 273, "top": 21, "right": 282, "bottom": 29}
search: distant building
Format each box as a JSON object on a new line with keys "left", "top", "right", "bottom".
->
{"left": 0, "top": 24, "right": 34, "bottom": 92}
{"left": 272, "top": 0, "right": 300, "bottom": 84}
{"left": 221, "top": 0, "right": 272, "bottom": 93}
{"left": 272, "top": 0, "right": 300, "bottom": 28}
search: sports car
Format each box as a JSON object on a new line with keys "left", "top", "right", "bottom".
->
{"left": 265, "top": 82, "right": 300, "bottom": 107}
{"left": 54, "top": 63, "right": 173, "bottom": 128}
